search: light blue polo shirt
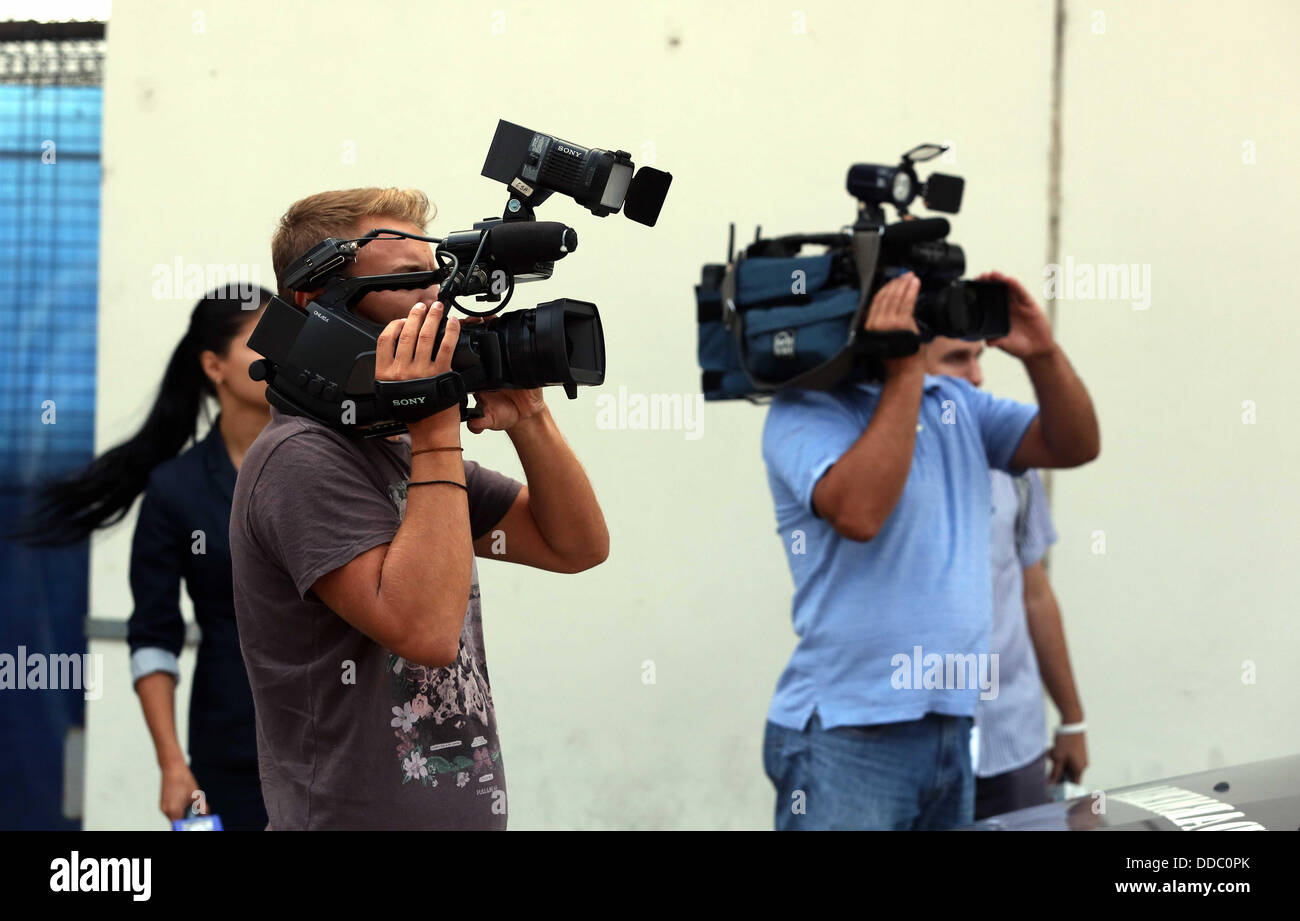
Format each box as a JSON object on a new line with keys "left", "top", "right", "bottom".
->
{"left": 761, "top": 375, "right": 1038, "bottom": 731}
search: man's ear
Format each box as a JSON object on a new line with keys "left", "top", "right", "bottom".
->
{"left": 292, "top": 290, "right": 320, "bottom": 309}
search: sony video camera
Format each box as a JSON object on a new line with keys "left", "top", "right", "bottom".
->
{"left": 248, "top": 119, "right": 672, "bottom": 437}
{"left": 695, "top": 144, "right": 1007, "bottom": 400}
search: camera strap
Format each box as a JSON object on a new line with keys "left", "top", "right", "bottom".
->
{"left": 373, "top": 372, "right": 468, "bottom": 423}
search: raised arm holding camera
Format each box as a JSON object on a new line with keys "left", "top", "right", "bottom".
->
{"left": 229, "top": 189, "right": 609, "bottom": 831}
{"left": 230, "top": 123, "right": 668, "bottom": 831}
{"left": 692, "top": 147, "right": 1098, "bottom": 830}
{"left": 759, "top": 264, "right": 1099, "bottom": 831}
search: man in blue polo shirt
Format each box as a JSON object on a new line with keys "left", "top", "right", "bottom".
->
{"left": 760, "top": 270, "right": 1100, "bottom": 830}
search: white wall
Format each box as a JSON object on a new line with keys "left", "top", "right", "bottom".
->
{"left": 1050, "top": 1, "right": 1300, "bottom": 784}
{"left": 85, "top": 0, "right": 1299, "bottom": 829}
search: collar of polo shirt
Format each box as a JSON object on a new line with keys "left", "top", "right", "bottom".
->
{"left": 855, "top": 374, "right": 945, "bottom": 394}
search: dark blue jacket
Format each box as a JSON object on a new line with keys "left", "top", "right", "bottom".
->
{"left": 127, "top": 417, "right": 258, "bottom": 769}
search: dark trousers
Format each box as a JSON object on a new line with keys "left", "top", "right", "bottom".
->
{"left": 974, "top": 752, "right": 1052, "bottom": 820}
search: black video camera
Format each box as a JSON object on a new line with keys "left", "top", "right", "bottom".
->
{"left": 695, "top": 144, "right": 1007, "bottom": 400}
{"left": 248, "top": 120, "right": 672, "bottom": 437}
{"left": 844, "top": 144, "right": 1007, "bottom": 340}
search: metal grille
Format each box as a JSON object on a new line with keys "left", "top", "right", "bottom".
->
{"left": 0, "top": 20, "right": 104, "bottom": 482}
{"left": 0, "top": 18, "right": 105, "bottom": 831}
{"left": 0, "top": 21, "right": 105, "bottom": 86}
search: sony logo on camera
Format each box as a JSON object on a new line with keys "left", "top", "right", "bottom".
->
{"left": 393, "top": 397, "right": 426, "bottom": 406}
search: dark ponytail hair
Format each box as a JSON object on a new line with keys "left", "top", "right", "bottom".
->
{"left": 8, "top": 286, "right": 274, "bottom": 546}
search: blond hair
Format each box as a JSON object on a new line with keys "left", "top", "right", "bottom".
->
{"left": 270, "top": 188, "right": 434, "bottom": 295}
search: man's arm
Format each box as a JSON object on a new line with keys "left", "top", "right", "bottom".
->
{"left": 1009, "top": 347, "right": 1100, "bottom": 470}
{"left": 812, "top": 273, "right": 924, "bottom": 542}
{"left": 469, "top": 405, "right": 609, "bottom": 573}
{"left": 1023, "top": 560, "right": 1088, "bottom": 783}
{"left": 312, "top": 301, "right": 473, "bottom": 669}
{"left": 981, "top": 271, "right": 1101, "bottom": 470}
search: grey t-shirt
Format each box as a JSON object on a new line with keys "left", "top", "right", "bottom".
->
{"left": 230, "top": 407, "right": 521, "bottom": 830}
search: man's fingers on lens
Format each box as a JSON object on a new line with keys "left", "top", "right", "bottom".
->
{"left": 883, "top": 277, "right": 906, "bottom": 320}
{"left": 396, "top": 302, "right": 427, "bottom": 363}
{"left": 376, "top": 318, "right": 407, "bottom": 375}
{"left": 433, "top": 316, "right": 460, "bottom": 374}
{"left": 868, "top": 273, "right": 918, "bottom": 331}
{"left": 898, "top": 273, "right": 920, "bottom": 311}
{"left": 376, "top": 317, "right": 403, "bottom": 355}
{"left": 865, "top": 278, "right": 896, "bottom": 329}
{"left": 908, "top": 289, "right": 922, "bottom": 331}
{"left": 415, "top": 301, "right": 445, "bottom": 365}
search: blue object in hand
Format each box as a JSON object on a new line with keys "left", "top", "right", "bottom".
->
{"left": 172, "top": 814, "right": 223, "bottom": 831}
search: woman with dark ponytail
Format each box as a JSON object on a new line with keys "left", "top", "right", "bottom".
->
{"left": 11, "top": 287, "right": 275, "bottom": 830}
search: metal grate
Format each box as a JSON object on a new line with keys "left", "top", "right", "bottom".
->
{"left": 0, "top": 20, "right": 104, "bottom": 482}
{"left": 0, "top": 21, "right": 105, "bottom": 87}
{"left": 0, "top": 17, "right": 105, "bottom": 831}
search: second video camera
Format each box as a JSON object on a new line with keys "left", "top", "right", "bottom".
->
{"left": 695, "top": 144, "right": 1007, "bottom": 400}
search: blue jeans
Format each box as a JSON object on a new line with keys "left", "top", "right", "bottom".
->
{"left": 763, "top": 711, "right": 974, "bottom": 830}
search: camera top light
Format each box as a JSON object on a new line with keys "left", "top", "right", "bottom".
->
{"left": 482, "top": 120, "right": 670, "bottom": 226}
{"left": 847, "top": 144, "right": 962, "bottom": 215}
{"left": 601, "top": 159, "right": 634, "bottom": 211}
{"left": 891, "top": 171, "right": 913, "bottom": 205}
{"left": 847, "top": 162, "right": 920, "bottom": 209}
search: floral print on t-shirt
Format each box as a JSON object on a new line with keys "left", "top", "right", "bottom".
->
{"left": 384, "top": 476, "right": 502, "bottom": 789}
{"left": 388, "top": 651, "right": 502, "bottom": 788}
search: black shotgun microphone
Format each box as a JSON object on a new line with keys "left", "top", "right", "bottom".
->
{"left": 881, "top": 217, "right": 951, "bottom": 247}
{"left": 483, "top": 221, "right": 578, "bottom": 271}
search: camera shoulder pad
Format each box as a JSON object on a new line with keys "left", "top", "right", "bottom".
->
{"left": 374, "top": 372, "right": 467, "bottom": 423}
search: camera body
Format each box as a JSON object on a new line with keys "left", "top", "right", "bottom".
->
{"left": 249, "top": 120, "right": 669, "bottom": 437}
{"left": 248, "top": 275, "right": 604, "bottom": 439}
{"left": 695, "top": 144, "right": 1007, "bottom": 400}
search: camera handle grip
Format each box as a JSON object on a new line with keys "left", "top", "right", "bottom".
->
{"left": 374, "top": 372, "right": 467, "bottom": 423}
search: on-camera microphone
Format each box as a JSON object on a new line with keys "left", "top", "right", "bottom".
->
{"left": 485, "top": 220, "right": 578, "bottom": 270}
{"left": 442, "top": 220, "right": 578, "bottom": 276}
{"left": 881, "top": 217, "right": 951, "bottom": 247}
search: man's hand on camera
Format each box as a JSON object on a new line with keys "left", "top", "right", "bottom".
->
{"left": 467, "top": 388, "right": 546, "bottom": 434}
{"left": 375, "top": 300, "right": 462, "bottom": 445}
{"left": 982, "top": 270, "right": 1056, "bottom": 361}
{"left": 864, "top": 272, "right": 923, "bottom": 377}
{"left": 449, "top": 314, "right": 546, "bottom": 433}
{"left": 864, "top": 272, "right": 921, "bottom": 335}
